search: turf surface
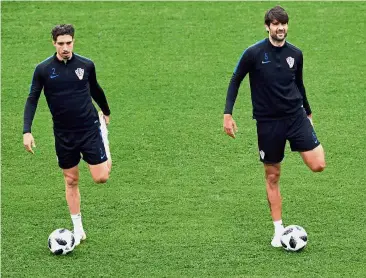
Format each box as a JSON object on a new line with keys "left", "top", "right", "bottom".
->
{"left": 2, "top": 1, "right": 366, "bottom": 277}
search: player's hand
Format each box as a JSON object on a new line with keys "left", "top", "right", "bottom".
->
{"left": 103, "top": 114, "right": 110, "bottom": 125}
{"left": 23, "top": 133, "right": 36, "bottom": 154}
{"left": 307, "top": 114, "right": 313, "bottom": 126}
{"left": 223, "top": 114, "right": 238, "bottom": 139}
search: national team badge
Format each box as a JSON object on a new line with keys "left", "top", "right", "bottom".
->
{"left": 260, "top": 150, "right": 265, "bottom": 160}
{"left": 286, "top": 57, "right": 294, "bottom": 68}
{"left": 75, "top": 68, "right": 84, "bottom": 80}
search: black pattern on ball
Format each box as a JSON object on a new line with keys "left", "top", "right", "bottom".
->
{"left": 289, "top": 236, "right": 297, "bottom": 248}
{"left": 300, "top": 235, "right": 307, "bottom": 242}
{"left": 283, "top": 228, "right": 293, "bottom": 236}
{"left": 55, "top": 238, "right": 67, "bottom": 246}
{"left": 59, "top": 229, "right": 66, "bottom": 233}
{"left": 54, "top": 249, "right": 63, "bottom": 255}
{"left": 48, "top": 238, "right": 52, "bottom": 249}
{"left": 71, "top": 234, "right": 75, "bottom": 247}
{"left": 281, "top": 240, "right": 287, "bottom": 248}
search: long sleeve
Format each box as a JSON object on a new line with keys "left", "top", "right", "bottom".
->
{"left": 23, "top": 66, "right": 43, "bottom": 134}
{"left": 89, "top": 63, "right": 110, "bottom": 116}
{"left": 296, "top": 52, "right": 312, "bottom": 115}
{"left": 224, "top": 49, "right": 253, "bottom": 115}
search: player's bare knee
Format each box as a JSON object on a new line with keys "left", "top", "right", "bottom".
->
{"left": 266, "top": 172, "right": 280, "bottom": 188}
{"left": 310, "top": 160, "right": 326, "bottom": 172}
{"left": 93, "top": 172, "right": 109, "bottom": 184}
{"left": 64, "top": 174, "right": 78, "bottom": 187}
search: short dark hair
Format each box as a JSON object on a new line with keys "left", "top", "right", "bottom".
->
{"left": 264, "top": 6, "right": 289, "bottom": 26}
{"left": 51, "top": 24, "right": 75, "bottom": 41}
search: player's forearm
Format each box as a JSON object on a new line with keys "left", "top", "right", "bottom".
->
{"left": 224, "top": 74, "right": 241, "bottom": 114}
{"left": 297, "top": 81, "right": 312, "bottom": 115}
{"left": 23, "top": 96, "right": 39, "bottom": 134}
{"left": 302, "top": 94, "right": 312, "bottom": 115}
{"left": 90, "top": 85, "right": 110, "bottom": 116}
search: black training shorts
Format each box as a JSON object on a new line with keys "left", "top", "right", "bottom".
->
{"left": 256, "top": 110, "right": 320, "bottom": 164}
{"left": 54, "top": 127, "right": 107, "bottom": 169}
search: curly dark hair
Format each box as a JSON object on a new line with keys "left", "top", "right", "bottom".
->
{"left": 264, "top": 6, "right": 289, "bottom": 26}
{"left": 51, "top": 24, "right": 75, "bottom": 41}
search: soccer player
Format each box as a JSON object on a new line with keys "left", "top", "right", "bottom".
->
{"left": 223, "top": 6, "right": 326, "bottom": 247}
{"left": 23, "top": 24, "right": 112, "bottom": 246}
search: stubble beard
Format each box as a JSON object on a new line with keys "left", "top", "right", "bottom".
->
{"left": 271, "top": 32, "right": 287, "bottom": 42}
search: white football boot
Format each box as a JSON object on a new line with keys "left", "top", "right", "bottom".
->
{"left": 271, "top": 227, "right": 284, "bottom": 248}
{"left": 74, "top": 230, "right": 87, "bottom": 246}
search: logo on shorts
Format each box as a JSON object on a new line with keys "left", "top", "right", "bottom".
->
{"left": 286, "top": 56, "right": 294, "bottom": 68}
{"left": 312, "top": 131, "right": 318, "bottom": 144}
{"left": 75, "top": 68, "right": 84, "bottom": 80}
{"left": 100, "top": 147, "right": 106, "bottom": 159}
{"left": 260, "top": 150, "right": 265, "bottom": 160}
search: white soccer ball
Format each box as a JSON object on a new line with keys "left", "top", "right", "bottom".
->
{"left": 280, "top": 225, "right": 308, "bottom": 252}
{"left": 48, "top": 228, "right": 76, "bottom": 255}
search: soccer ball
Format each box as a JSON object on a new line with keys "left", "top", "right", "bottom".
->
{"left": 48, "top": 228, "right": 76, "bottom": 255}
{"left": 280, "top": 225, "right": 308, "bottom": 252}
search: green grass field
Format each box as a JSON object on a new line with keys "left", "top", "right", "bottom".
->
{"left": 2, "top": 1, "right": 366, "bottom": 277}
